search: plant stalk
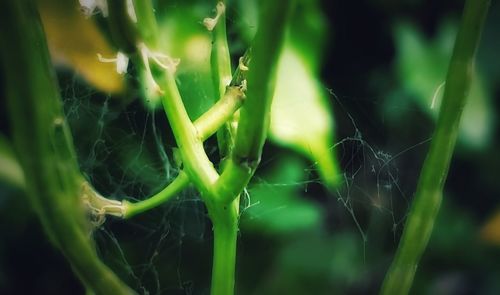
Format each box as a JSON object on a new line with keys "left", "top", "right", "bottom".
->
{"left": 380, "top": 0, "right": 490, "bottom": 294}
{"left": 0, "top": 1, "right": 133, "bottom": 293}
{"left": 213, "top": 0, "right": 294, "bottom": 204}
{"left": 209, "top": 0, "right": 234, "bottom": 158}
{"left": 131, "top": 0, "right": 221, "bottom": 196}
{"left": 208, "top": 201, "right": 239, "bottom": 295}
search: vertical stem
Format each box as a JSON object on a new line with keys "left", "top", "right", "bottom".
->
{"left": 132, "top": 0, "right": 220, "bottom": 195}
{"left": 133, "top": 0, "right": 159, "bottom": 48}
{"left": 380, "top": 0, "right": 490, "bottom": 294}
{"left": 209, "top": 202, "right": 239, "bottom": 295}
{"left": 0, "top": 0, "right": 133, "bottom": 294}
{"left": 211, "top": 1, "right": 233, "bottom": 98}
{"left": 212, "top": 0, "right": 294, "bottom": 203}
{"left": 107, "top": 0, "right": 138, "bottom": 54}
{"left": 207, "top": 3, "right": 240, "bottom": 294}
{"left": 208, "top": 1, "right": 293, "bottom": 293}
{"left": 210, "top": 0, "right": 234, "bottom": 157}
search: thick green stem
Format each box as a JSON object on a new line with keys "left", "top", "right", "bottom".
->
{"left": 0, "top": 1, "right": 133, "bottom": 294}
{"left": 380, "top": 0, "right": 490, "bottom": 294}
{"left": 206, "top": 3, "right": 241, "bottom": 294}
{"left": 213, "top": 0, "right": 294, "bottom": 204}
{"left": 209, "top": 201, "right": 239, "bottom": 295}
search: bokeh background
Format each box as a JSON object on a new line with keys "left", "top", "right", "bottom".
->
{"left": 1, "top": 0, "right": 500, "bottom": 294}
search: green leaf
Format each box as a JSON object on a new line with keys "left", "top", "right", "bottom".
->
{"left": 255, "top": 231, "right": 364, "bottom": 294}
{"left": 37, "top": 0, "right": 125, "bottom": 94}
{"left": 268, "top": 0, "right": 340, "bottom": 188}
{"left": 233, "top": 0, "right": 340, "bottom": 187}
{"left": 270, "top": 45, "right": 341, "bottom": 188}
{"left": 393, "top": 22, "right": 495, "bottom": 149}
{"left": 0, "top": 135, "right": 24, "bottom": 189}
{"left": 241, "top": 155, "right": 323, "bottom": 235}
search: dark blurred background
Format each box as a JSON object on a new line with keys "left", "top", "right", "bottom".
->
{"left": 1, "top": 0, "right": 500, "bottom": 294}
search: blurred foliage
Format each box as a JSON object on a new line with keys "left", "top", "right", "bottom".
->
{"left": 155, "top": 4, "right": 216, "bottom": 113}
{"left": 236, "top": 0, "right": 342, "bottom": 188}
{"left": 0, "top": 135, "right": 24, "bottom": 189}
{"left": 385, "top": 21, "right": 495, "bottom": 150}
{"left": 37, "top": 0, "right": 125, "bottom": 94}
{"left": 241, "top": 154, "right": 323, "bottom": 235}
{"left": 1, "top": 0, "right": 500, "bottom": 294}
{"left": 270, "top": 45, "right": 340, "bottom": 188}
{"left": 480, "top": 211, "right": 500, "bottom": 246}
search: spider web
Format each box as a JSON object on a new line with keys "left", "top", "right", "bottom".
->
{"left": 57, "top": 66, "right": 432, "bottom": 294}
{"left": 46, "top": 1, "right": 442, "bottom": 293}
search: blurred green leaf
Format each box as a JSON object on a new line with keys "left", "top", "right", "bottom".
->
{"left": 241, "top": 155, "right": 323, "bottom": 235}
{"left": 232, "top": 0, "right": 341, "bottom": 188}
{"left": 270, "top": 45, "right": 340, "bottom": 188}
{"left": 392, "top": 22, "right": 495, "bottom": 149}
{"left": 256, "top": 231, "right": 364, "bottom": 295}
{"left": 269, "top": 1, "right": 340, "bottom": 188}
{"left": 150, "top": 4, "right": 216, "bottom": 116}
{"left": 0, "top": 135, "right": 24, "bottom": 189}
{"left": 281, "top": 231, "right": 363, "bottom": 282}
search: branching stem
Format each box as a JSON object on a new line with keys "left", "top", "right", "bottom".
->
{"left": 122, "top": 86, "right": 245, "bottom": 218}
{"left": 213, "top": 0, "right": 294, "bottom": 204}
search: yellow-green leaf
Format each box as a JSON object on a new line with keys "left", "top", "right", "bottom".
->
{"left": 37, "top": 0, "right": 125, "bottom": 94}
{"left": 270, "top": 46, "right": 340, "bottom": 188}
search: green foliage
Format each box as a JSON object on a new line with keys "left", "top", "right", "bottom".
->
{"left": 241, "top": 155, "right": 323, "bottom": 235}
{"left": 0, "top": 135, "right": 24, "bottom": 189}
{"left": 389, "top": 21, "right": 494, "bottom": 149}
{"left": 1, "top": 0, "right": 498, "bottom": 294}
{"left": 155, "top": 5, "right": 216, "bottom": 116}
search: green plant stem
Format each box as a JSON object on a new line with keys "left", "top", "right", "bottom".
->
{"left": 132, "top": 0, "right": 159, "bottom": 48}
{"left": 210, "top": 0, "right": 234, "bottom": 157}
{"left": 159, "top": 72, "right": 220, "bottom": 194}
{"left": 0, "top": 1, "right": 133, "bottom": 294}
{"left": 208, "top": 201, "right": 239, "bottom": 295}
{"left": 107, "top": 0, "right": 138, "bottom": 54}
{"left": 212, "top": 0, "right": 294, "bottom": 204}
{"left": 210, "top": 1, "right": 232, "bottom": 98}
{"left": 87, "top": 83, "right": 246, "bottom": 218}
{"left": 207, "top": 2, "right": 293, "bottom": 294}
{"left": 123, "top": 171, "right": 189, "bottom": 218}
{"left": 206, "top": 3, "right": 241, "bottom": 294}
{"left": 380, "top": 0, "right": 490, "bottom": 294}
{"left": 195, "top": 86, "right": 246, "bottom": 140}
{"left": 129, "top": 0, "right": 220, "bottom": 196}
